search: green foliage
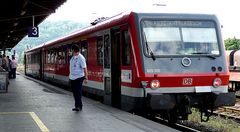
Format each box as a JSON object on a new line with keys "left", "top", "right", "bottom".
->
{"left": 224, "top": 37, "right": 240, "bottom": 50}
{"left": 188, "top": 108, "right": 240, "bottom": 131}
{"left": 13, "top": 20, "right": 87, "bottom": 64}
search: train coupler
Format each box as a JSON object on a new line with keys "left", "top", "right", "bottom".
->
{"left": 179, "top": 95, "right": 192, "bottom": 115}
{"left": 200, "top": 108, "right": 213, "bottom": 122}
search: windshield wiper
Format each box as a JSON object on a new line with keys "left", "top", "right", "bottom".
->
{"left": 143, "top": 32, "right": 156, "bottom": 61}
{"left": 191, "top": 52, "right": 216, "bottom": 59}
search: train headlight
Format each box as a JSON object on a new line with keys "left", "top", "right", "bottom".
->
{"left": 213, "top": 78, "right": 222, "bottom": 88}
{"left": 150, "top": 80, "right": 160, "bottom": 89}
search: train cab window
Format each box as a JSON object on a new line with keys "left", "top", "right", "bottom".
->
{"left": 97, "top": 37, "right": 103, "bottom": 66}
{"left": 81, "top": 40, "right": 88, "bottom": 62}
{"left": 122, "top": 30, "right": 131, "bottom": 66}
{"left": 142, "top": 20, "right": 220, "bottom": 56}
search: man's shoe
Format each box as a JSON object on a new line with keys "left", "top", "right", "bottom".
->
{"left": 72, "top": 108, "right": 80, "bottom": 111}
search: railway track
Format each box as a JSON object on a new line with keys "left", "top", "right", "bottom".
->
{"left": 215, "top": 106, "right": 240, "bottom": 119}
{"left": 155, "top": 117, "right": 200, "bottom": 132}
{"left": 214, "top": 98, "right": 240, "bottom": 121}
{"left": 141, "top": 114, "right": 200, "bottom": 132}
{"left": 149, "top": 97, "right": 240, "bottom": 131}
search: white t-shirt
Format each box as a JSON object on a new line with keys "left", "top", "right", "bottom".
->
{"left": 11, "top": 59, "right": 18, "bottom": 69}
{"left": 69, "top": 53, "right": 86, "bottom": 80}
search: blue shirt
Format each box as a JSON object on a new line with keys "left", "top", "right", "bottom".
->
{"left": 69, "top": 53, "right": 86, "bottom": 80}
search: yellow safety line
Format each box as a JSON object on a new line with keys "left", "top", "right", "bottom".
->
{"left": 0, "top": 112, "right": 29, "bottom": 114}
{"left": 0, "top": 112, "right": 49, "bottom": 132}
{"left": 29, "top": 112, "right": 49, "bottom": 132}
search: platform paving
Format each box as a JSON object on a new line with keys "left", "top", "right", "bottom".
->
{"left": 0, "top": 74, "right": 179, "bottom": 132}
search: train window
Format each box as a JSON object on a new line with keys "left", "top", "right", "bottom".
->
{"left": 58, "top": 51, "right": 62, "bottom": 64}
{"left": 97, "top": 37, "right": 103, "bottom": 66}
{"left": 122, "top": 30, "right": 131, "bottom": 66}
{"left": 31, "top": 54, "right": 34, "bottom": 63}
{"left": 62, "top": 49, "right": 66, "bottom": 64}
{"left": 104, "top": 35, "right": 110, "bottom": 68}
{"left": 81, "top": 40, "right": 88, "bottom": 62}
{"left": 36, "top": 53, "right": 39, "bottom": 63}
{"left": 51, "top": 51, "right": 54, "bottom": 64}
{"left": 54, "top": 52, "right": 58, "bottom": 64}
{"left": 68, "top": 45, "right": 73, "bottom": 63}
{"left": 32, "top": 54, "right": 35, "bottom": 63}
{"left": 47, "top": 51, "right": 51, "bottom": 64}
{"left": 182, "top": 28, "right": 219, "bottom": 55}
{"left": 44, "top": 52, "right": 47, "bottom": 64}
{"left": 26, "top": 55, "right": 28, "bottom": 64}
{"left": 33, "top": 54, "right": 36, "bottom": 63}
{"left": 142, "top": 20, "right": 220, "bottom": 56}
{"left": 28, "top": 55, "right": 30, "bottom": 64}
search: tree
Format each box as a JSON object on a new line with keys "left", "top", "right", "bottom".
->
{"left": 224, "top": 37, "right": 240, "bottom": 50}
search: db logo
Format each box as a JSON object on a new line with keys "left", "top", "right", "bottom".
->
{"left": 183, "top": 78, "right": 193, "bottom": 85}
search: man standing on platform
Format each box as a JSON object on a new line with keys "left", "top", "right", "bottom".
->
{"left": 69, "top": 44, "right": 88, "bottom": 111}
{"left": 11, "top": 55, "right": 18, "bottom": 79}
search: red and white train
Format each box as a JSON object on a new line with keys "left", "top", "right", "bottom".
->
{"left": 25, "top": 11, "right": 235, "bottom": 122}
{"left": 226, "top": 50, "right": 240, "bottom": 92}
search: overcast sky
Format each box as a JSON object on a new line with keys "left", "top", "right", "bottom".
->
{"left": 46, "top": 0, "right": 240, "bottom": 39}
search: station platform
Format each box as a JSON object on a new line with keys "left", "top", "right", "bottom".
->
{"left": 0, "top": 74, "right": 179, "bottom": 132}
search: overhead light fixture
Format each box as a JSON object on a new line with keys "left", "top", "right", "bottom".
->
{"left": 21, "top": 10, "right": 26, "bottom": 16}
{"left": 152, "top": 3, "right": 166, "bottom": 6}
{"left": 13, "top": 22, "right": 18, "bottom": 26}
{"left": 13, "top": 37, "right": 18, "bottom": 41}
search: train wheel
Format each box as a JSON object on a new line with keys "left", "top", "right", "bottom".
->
{"left": 167, "top": 109, "right": 178, "bottom": 124}
{"left": 159, "top": 109, "right": 178, "bottom": 124}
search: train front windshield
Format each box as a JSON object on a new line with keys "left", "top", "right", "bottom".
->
{"left": 142, "top": 20, "right": 220, "bottom": 57}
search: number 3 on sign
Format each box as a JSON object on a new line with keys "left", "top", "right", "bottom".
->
{"left": 28, "top": 26, "right": 39, "bottom": 37}
{"left": 32, "top": 27, "right": 38, "bottom": 36}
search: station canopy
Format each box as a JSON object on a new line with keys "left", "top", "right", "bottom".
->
{"left": 0, "top": 0, "right": 66, "bottom": 50}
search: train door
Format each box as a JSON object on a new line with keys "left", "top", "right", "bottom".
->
{"left": 103, "top": 29, "right": 121, "bottom": 107}
{"left": 103, "top": 31, "right": 112, "bottom": 105}
{"left": 111, "top": 30, "right": 121, "bottom": 108}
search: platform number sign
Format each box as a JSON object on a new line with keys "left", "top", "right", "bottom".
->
{"left": 28, "top": 26, "right": 39, "bottom": 37}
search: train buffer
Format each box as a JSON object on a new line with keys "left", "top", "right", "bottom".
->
{"left": 0, "top": 74, "right": 179, "bottom": 132}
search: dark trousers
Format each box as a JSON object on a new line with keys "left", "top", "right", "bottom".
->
{"left": 70, "top": 77, "right": 84, "bottom": 108}
{"left": 11, "top": 68, "right": 16, "bottom": 78}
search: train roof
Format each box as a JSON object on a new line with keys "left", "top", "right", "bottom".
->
{"left": 25, "top": 43, "right": 45, "bottom": 53}
{"left": 25, "top": 11, "right": 218, "bottom": 53}
{"left": 25, "top": 11, "right": 133, "bottom": 53}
